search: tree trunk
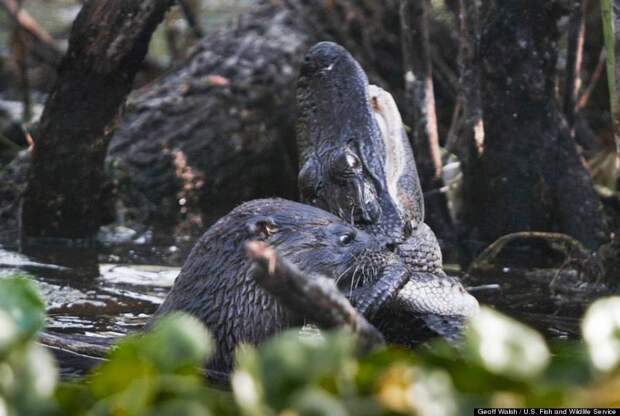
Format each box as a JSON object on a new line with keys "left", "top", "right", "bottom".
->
{"left": 21, "top": 0, "right": 174, "bottom": 240}
{"left": 400, "top": 0, "right": 455, "bottom": 242}
{"left": 469, "top": 0, "right": 607, "bottom": 250}
{"left": 455, "top": 0, "right": 485, "bottom": 258}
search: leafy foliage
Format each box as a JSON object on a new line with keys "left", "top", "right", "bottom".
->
{"left": 0, "top": 276, "right": 56, "bottom": 416}
{"left": 0, "top": 275, "right": 619, "bottom": 415}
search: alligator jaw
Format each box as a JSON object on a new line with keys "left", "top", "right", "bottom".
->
{"left": 296, "top": 41, "right": 417, "bottom": 240}
{"left": 368, "top": 85, "right": 425, "bottom": 230}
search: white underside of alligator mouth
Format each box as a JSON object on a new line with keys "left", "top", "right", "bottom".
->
{"left": 368, "top": 84, "right": 407, "bottom": 215}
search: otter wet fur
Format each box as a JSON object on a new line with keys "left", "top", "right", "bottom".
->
{"left": 147, "top": 198, "right": 402, "bottom": 374}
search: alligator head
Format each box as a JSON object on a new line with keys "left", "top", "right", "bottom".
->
{"left": 296, "top": 41, "right": 478, "bottom": 342}
{"left": 296, "top": 41, "right": 424, "bottom": 242}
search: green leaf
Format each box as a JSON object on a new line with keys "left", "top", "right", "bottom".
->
{"left": 289, "top": 388, "right": 348, "bottom": 416}
{"left": 150, "top": 399, "right": 213, "bottom": 416}
{"left": 0, "top": 310, "right": 19, "bottom": 355}
{"left": 234, "top": 329, "right": 355, "bottom": 413}
{"left": 464, "top": 307, "right": 550, "bottom": 380}
{"left": 90, "top": 313, "right": 212, "bottom": 400}
{"left": 582, "top": 296, "right": 620, "bottom": 372}
{"left": 4, "top": 343, "right": 58, "bottom": 416}
{"left": 142, "top": 312, "right": 213, "bottom": 372}
{"left": 0, "top": 275, "right": 46, "bottom": 345}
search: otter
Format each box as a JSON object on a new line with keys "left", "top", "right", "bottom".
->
{"left": 147, "top": 198, "right": 408, "bottom": 373}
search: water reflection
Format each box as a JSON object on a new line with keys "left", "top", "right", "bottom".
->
{"left": 0, "top": 238, "right": 185, "bottom": 340}
{"left": 0, "top": 237, "right": 608, "bottom": 347}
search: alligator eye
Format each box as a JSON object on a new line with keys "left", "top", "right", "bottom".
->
{"left": 332, "top": 150, "right": 361, "bottom": 175}
{"left": 346, "top": 153, "right": 360, "bottom": 169}
{"left": 339, "top": 231, "right": 356, "bottom": 245}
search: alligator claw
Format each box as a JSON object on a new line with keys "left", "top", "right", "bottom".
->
{"left": 349, "top": 262, "right": 409, "bottom": 319}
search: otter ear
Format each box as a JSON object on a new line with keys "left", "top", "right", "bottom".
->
{"left": 246, "top": 216, "right": 278, "bottom": 239}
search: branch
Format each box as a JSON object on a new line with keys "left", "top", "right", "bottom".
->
{"left": 39, "top": 332, "right": 110, "bottom": 357}
{"left": 245, "top": 241, "right": 385, "bottom": 353}
{"left": 456, "top": 0, "right": 484, "bottom": 156}
{"left": 469, "top": 231, "right": 592, "bottom": 272}
{"left": 577, "top": 49, "right": 606, "bottom": 111}
{"left": 563, "top": 0, "right": 587, "bottom": 127}
{"left": 400, "top": 0, "right": 442, "bottom": 180}
{"left": 0, "top": 0, "right": 63, "bottom": 67}
{"left": 178, "top": 0, "right": 204, "bottom": 39}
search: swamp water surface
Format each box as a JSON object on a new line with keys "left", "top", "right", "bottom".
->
{"left": 0, "top": 231, "right": 595, "bottom": 346}
{"left": 0, "top": 231, "right": 192, "bottom": 339}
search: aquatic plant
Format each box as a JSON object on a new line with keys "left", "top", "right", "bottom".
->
{"left": 0, "top": 275, "right": 619, "bottom": 415}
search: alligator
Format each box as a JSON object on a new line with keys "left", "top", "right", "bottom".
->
{"left": 296, "top": 41, "right": 478, "bottom": 341}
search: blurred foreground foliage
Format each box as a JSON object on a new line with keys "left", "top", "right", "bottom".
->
{"left": 0, "top": 275, "right": 619, "bottom": 416}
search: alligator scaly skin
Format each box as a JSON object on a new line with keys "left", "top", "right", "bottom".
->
{"left": 296, "top": 42, "right": 479, "bottom": 341}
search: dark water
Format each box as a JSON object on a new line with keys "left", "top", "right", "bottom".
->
{"left": 0, "top": 229, "right": 193, "bottom": 339}
{"left": 0, "top": 231, "right": 610, "bottom": 344}
{"left": 463, "top": 269, "right": 587, "bottom": 340}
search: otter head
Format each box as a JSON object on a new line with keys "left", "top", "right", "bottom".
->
{"left": 243, "top": 199, "right": 389, "bottom": 289}
{"left": 151, "top": 199, "right": 396, "bottom": 374}
{"left": 296, "top": 41, "right": 423, "bottom": 242}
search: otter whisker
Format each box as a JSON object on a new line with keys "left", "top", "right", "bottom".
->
{"left": 367, "top": 262, "right": 377, "bottom": 286}
{"left": 352, "top": 262, "right": 366, "bottom": 294}
{"left": 349, "top": 263, "right": 362, "bottom": 297}
{"left": 335, "top": 260, "right": 357, "bottom": 286}
{"left": 362, "top": 262, "right": 372, "bottom": 287}
{"left": 336, "top": 251, "right": 364, "bottom": 286}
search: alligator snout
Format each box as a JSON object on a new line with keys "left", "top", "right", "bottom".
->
{"left": 299, "top": 41, "right": 358, "bottom": 79}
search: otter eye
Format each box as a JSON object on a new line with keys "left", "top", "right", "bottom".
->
{"left": 339, "top": 231, "right": 356, "bottom": 245}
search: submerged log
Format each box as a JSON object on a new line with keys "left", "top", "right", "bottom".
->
{"left": 105, "top": 1, "right": 407, "bottom": 232}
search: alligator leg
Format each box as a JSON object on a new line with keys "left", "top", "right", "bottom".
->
{"left": 389, "top": 228, "right": 479, "bottom": 340}
{"left": 348, "top": 262, "right": 410, "bottom": 320}
{"left": 390, "top": 271, "right": 479, "bottom": 340}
